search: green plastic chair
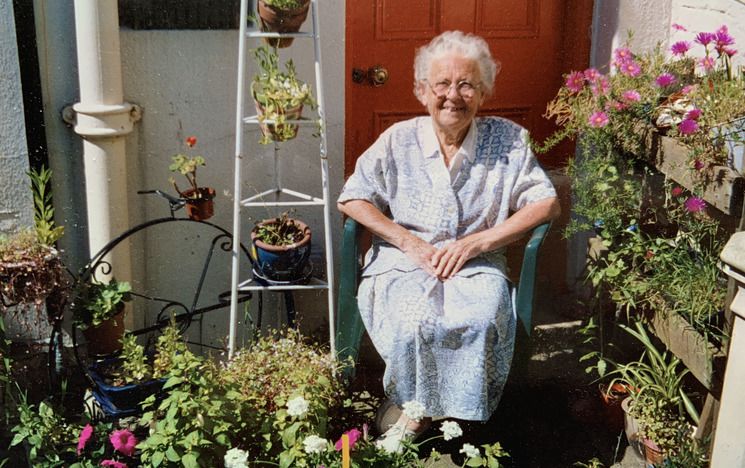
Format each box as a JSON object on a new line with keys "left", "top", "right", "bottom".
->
{"left": 335, "top": 218, "right": 551, "bottom": 373}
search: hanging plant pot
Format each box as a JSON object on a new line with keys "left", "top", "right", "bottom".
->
{"left": 254, "top": 98, "right": 304, "bottom": 144}
{"left": 83, "top": 304, "right": 126, "bottom": 356}
{"left": 250, "top": 217, "right": 311, "bottom": 283}
{"left": 0, "top": 247, "right": 62, "bottom": 305}
{"left": 181, "top": 187, "right": 216, "bottom": 221}
{"left": 257, "top": 0, "right": 311, "bottom": 48}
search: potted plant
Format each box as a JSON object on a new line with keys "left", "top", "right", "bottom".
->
{"left": 72, "top": 278, "right": 132, "bottom": 356}
{"left": 87, "top": 321, "right": 186, "bottom": 416}
{"left": 252, "top": 45, "right": 317, "bottom": 144}
{"left": 250, "top": 211, "right": 311, "bottom": 282}
{"left": 169, "top": 135, "right": 216, "bottom": 221}
{"left": 0, "top": 166, "right": 64, "bottom": 306}
{"left": 256, "top": 0, "right": 311, "bottom": 48}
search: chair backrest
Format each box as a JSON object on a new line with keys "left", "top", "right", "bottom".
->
{"left": 335, "top": 218, "right": 551, "bottom": 368}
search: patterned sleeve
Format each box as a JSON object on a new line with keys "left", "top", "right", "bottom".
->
{"left": 509, "top": 129, "right": 557, "bottom": 211}
{"left": 337, "top": 132, "right": 391, "bottom": 212}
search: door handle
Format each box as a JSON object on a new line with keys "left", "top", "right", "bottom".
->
{"left": 351, "top": 65, "right": 389, "bottom": 87}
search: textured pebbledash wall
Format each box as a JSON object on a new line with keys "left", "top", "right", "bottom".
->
{"left": 0, "top": 0, "right": 33, "bottom": 235}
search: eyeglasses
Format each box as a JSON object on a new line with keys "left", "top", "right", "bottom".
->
{"left": 425, "top": 79, "right": 481, "bottom": 99}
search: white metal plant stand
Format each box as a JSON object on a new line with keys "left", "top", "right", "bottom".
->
{"left": 228, "top": 0, "right": 335, "bottom": 357}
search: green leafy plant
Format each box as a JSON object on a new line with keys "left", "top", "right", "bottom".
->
{"left": 72, "top": 278, "right": 132, "bottom": 329}
{"left": 261, "top": 0, "right": 307, "bottom": 9}
{"left": 252, "top": 45, "right": 317, "bottom": 144}
{"left": 29, "top": 166, "right": 64, "bottom": 247}
{"left": 117, "top": 334, "right": 151, "bottom": 383}
{"left": 254, "top": 211, "right": 307, "bottom": 246}
{"left": 169, "top": 135, "right": 207, "bottom": 200}
{"left": 10, "top": 396, "right": 78, "bottom": 467}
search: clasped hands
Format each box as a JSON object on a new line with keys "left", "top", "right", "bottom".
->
{"left": 402, "top": 235, "right": 484, "bottom": 281}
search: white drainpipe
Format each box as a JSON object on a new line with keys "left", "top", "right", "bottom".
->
{"left": 70, "top": 0, "right": 138, "bottom": 292}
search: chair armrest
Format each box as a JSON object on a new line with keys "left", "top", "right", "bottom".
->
{"left": 335, "top": 218, "right": 365, "bottom": 373}
{"left": 515, "top": 222, "right": 551, "bottom": 336}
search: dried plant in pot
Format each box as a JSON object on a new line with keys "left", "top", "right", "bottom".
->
{"left": 256, "top": 0, "right": 311, "bottom": 48}
{"left": 250, "top": 212, "right": 311, "bottom": 283}
{"left": 252, "top": 46, "right": 317, "bottom": 145}
{"left": 169, "top": 136, "right": 216, "bottom": 221}
{"left": 0, "top": 167, "right": 64, "bottom": 306}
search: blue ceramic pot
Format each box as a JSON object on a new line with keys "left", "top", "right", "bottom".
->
{"left": 250, "top": 218, "right": 312, "bottom": 283}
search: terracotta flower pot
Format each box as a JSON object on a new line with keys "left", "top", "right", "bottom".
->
{"left": 182, "top": 187, "right": 216, "bottom": 221}
{"left": 642, "top": 437, "right": 665, "bottom": 466}
{"left": 254, "top": 99, "right": 304, "bottom": 143}
{"left": 257, "top": 0, "right": 311, "bottom": 48}
{"left": 250, "top": 218, "right": 311, "bottom": 283}
{"left": 599, "top": 382, "right": 630, "bottom": 432}
{"left": 83, "top": 305, "right": 126, "bottom": 357}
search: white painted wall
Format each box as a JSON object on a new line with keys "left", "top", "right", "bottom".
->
{"left": 0, "top": 0, "right": 33, "bottom": 234}
{"left": 118, "top": 1, "right": 345, "bottom": 347}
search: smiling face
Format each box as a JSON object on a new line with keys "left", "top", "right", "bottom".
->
{"left": 418, "top": 54, "right": 485, "bottom": 138}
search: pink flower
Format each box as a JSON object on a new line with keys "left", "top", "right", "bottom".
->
{"left": 695, "top": 32, "right": 716, "bottom": 46}
{"left": 700, "top": 56, "right": 716, "bottom": 71}
{"left": 621, "top": 90, "right": 641, "bottom": 102}
{"left": 678, "top": 118, "right": 699, "bottom": 135}
{"left": 715, "top": 25, "right": 735, "bottom": 53}
{"left": 614, "top": 47, "right": 633, "bottom": 64}
{"left": 101, "top": 461, "right": 128, "bottom": 468}
{"left": 671, "top": 41, "right": 691, "bottom": 56}
{"left": 618, "top": 60, "right": 641, "bottom": 77}
{"left": 694, "top": 159, "right": 705, "bottom": 170}
{"left": 685, "top": 108, "right": 702, "bottom": 120}
{"left": 672, "top": 23, "right": 687, "bottom": 32}
{"left": 591, "top": 76, "right": 611, "bottom": 95}
{"left": 607, "top": 100, "right": 628, "bottom": 111}
{"left": 681, "top": 85, "right": 696, "bottom": 95}
{"left": 588, "top": 111, "right": 609, "bottom": 128}
{"left": 724, "top": 48, "right": 738, "bottom": 57}
{"left": 109, "top": 429, "right": 138, "bottom": 457}
{"left": 77, "top": 424, "right": 94, "bottom": 455}
{"left": 671, "top": 186, "right": 684, "bottom": 197}
{"left": 334, "top": 428, "right": 362, "bottom": 451}
{"left": 655, "top": 73, "right": 677, "bottom": 87}
{"left": 583, "top": 68, "right": 601, "bottom": 81}
{"left": 684, "top": 197, "right": 706, "bottom": 213}
{"left": 565, "top": 71, "right": 585, "bottom": 93}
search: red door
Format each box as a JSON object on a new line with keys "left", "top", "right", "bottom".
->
{"left": 345, "top": 0, "right": 594, "bottom": 175}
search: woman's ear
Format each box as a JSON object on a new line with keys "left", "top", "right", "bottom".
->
{"left": 415, "top": 81, "right": 428, "bottom": 106}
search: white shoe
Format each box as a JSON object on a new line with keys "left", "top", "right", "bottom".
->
{"left": 374, "top": 422, "right": 417, "bottom": 454}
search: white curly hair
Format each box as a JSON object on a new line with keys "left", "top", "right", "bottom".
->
{"left": 413, "top": 30, "right": 501, "bottom": 99}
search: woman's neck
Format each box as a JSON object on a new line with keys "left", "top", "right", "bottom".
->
{"left": 434, "top": 123, "right": 470, "bottom": 162}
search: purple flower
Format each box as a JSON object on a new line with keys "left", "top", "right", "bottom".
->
{"left": 672, "top": 23, "right": 687, "bottom": 32}
{"left": 678, "top": 119, "right": 699, "bottom": 135}
{"left": 110, "top": 429, "right": 138, "bottom": 457}
{"left": 655, "top": 73, "right": 677, "bottom": 87}
{"left": 588, "top": 111, "right": 609, "bottom": 128}
{"left": 671, "top": 41, "right": 691, "bottom": 56}
{"left": 621, "top": 90, "right": 641, "bottom": 102}
{"left": 699, "top": 56, "right": 715, "bottom": 71}
{"left": 681, "top": 85, "right": 695, "bottom": 95}
{"left": 695, "top": 32, "right": 716, "bottom": 46}
{"left": 101, "top": 461, "right": 128, "bottom": 468}
{"left": 671, "top": 186, "right": 684, "bottom": 197}
{"left": 77, "top": 424, "right": 94, "bottom": 455}
{"left": 607, "top": 100, "right": 628, "bottom": 111}
{"left": 684, "top": 197, "right": 706, "bottom": 213}
{"left": 334, "top": 428, "right": 362, "bottom": 451}
{"left": 694, "top": 159, "right": 705, "bottom": 171}
{"left": 715, "top": 25, "right": 735, "bottom": 53}
{"left": 724, "top": 47, "right": 738, "bottom": 57}
{"left": 685, "top": 108, "right": 702, "bottom": 120}
{"left": 565, "top": 71, "right": 585, "bottom": 93}
{"left": 619, "top": 60, "right": 641, "bottom": 77}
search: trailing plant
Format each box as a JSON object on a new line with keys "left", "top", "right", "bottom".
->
{"left": 71, "top": 278, "right": 131, "bottom": 329}
{"left": 252, "top": 45, "right": 317, "bottom": 144}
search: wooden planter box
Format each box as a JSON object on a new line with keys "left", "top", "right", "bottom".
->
{"left": 645, "top": 131, "right": 744, "bottom": 215}
{"left": 648, "top": 309, "right": 726, "bottom": 396}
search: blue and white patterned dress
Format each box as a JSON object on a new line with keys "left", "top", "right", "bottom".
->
{"left": 338, "top": 116, "right": 556, "bottom": 420}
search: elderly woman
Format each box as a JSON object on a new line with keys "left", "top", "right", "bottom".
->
{"left": 337, "top": 31, "right": 560, "bottom": 447}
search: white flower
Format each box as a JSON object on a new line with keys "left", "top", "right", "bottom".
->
{"left": 460, "top": 443, "right": 480, "bottom": 459}
{"left": 303, "top": 435, "right": 328, "bottom": 454}
{"left": 401, "top": 400, "right": 426, "bottom": 421}
{"left": 440, "top": 420, "right": 463, "bottom": 441}
{"left": 377, "top": 434, "right": 405, "bottom": 454}
{"left": 224, "top": 447, "right": 250, "bottom": 468}
{"left": 286, "top": 395, "right": 310, "bottom": 418}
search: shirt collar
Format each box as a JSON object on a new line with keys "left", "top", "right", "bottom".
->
{"left": 420, "top": 117, "right": 477, "bottom": 162}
